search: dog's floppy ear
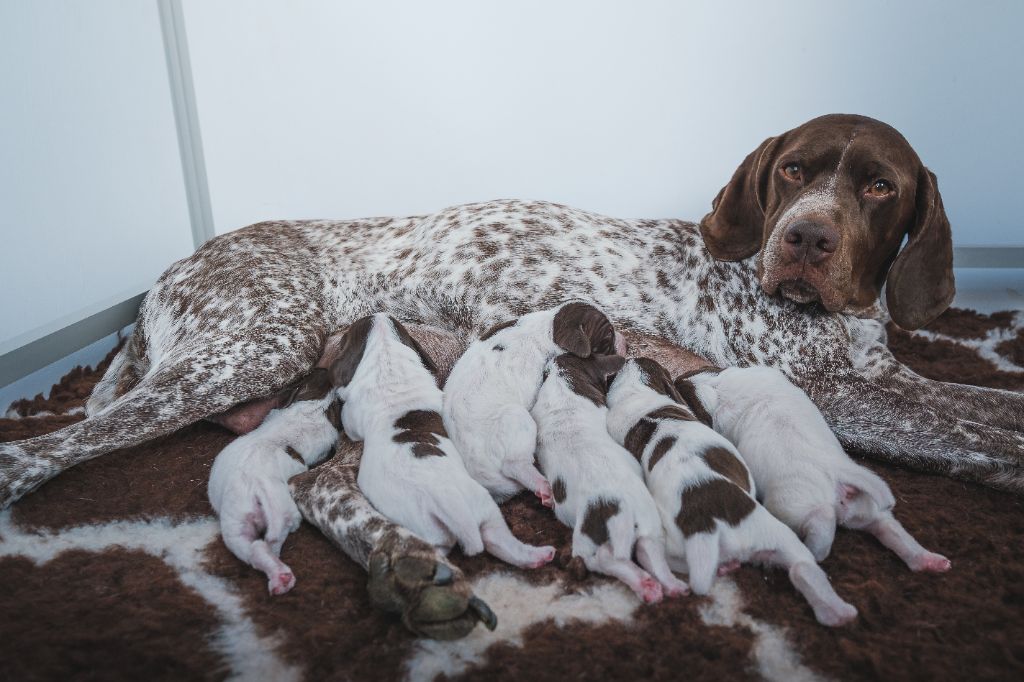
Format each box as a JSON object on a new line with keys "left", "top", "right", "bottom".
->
{"left": 699, "top": 135, "right": 780, "bottom": 261}
{"left": 594, "top": 353, "right": 626, "bottom": 376}
{"left": 388, "top": 316, "right": 439, "bottom": 376}
{"left": 282, "top": 367, "right": 333, "bottom": 406}
{"left": 328, "top": 316, "right": 374, "bottom": 387}
{"left": 553, "top": 302, "right": 616, "bottom": 358}
{"left": 552, "top": 304, "right": 594, "bottom": 358}
{"left": 885, "top": 166, "right": 955, "bottom": 330}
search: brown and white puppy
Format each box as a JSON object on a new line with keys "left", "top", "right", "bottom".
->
{"left": 443, "top": 301, "right": 627, "bottom": 503}
{"left": 678, "top": 365, "right": 951, "bottom": 572}
{"left": 532, "top": 352, "right": 689, "bottom": 603}
{"left": 606, "top": 358, "right": 858, "bottom": 626}
{"left": 701, "top": 113, "right": 954, "bottom": 330}
{"left": 331, "top": 314, "right": 555, "bottom": 569}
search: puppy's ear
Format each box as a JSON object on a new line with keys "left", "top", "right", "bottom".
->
{"left": 672, "top": 377, "right": 713, "bottom": 427}
{"left": 553, "top": 302, "right": 615, "bottom": 358}
{"left": 699, "top": 135, "right": 780, "bottom": 261}
{"left": 595, "top": 353, "right": 626, "bottom": 376}
{"left": 328, "top": 316, "right": 373, "bottom": 387}
{"left": 388, "top": 316, "right": 439, "bottom": 375}
{"left": 283, "top": 368, "right": 332, "bottom": 406}
{"left": 885, "top": 166, "right": 955, "bottom": 330}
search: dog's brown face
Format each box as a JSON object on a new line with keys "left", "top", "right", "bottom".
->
{"left": 700, "top": 114, "right": 954, "bottom": 330}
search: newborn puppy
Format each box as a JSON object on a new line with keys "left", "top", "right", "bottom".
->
{"left": 331, "top": 313, "right": 555, "bottom": 569}
{"left": 208, "top": 368, "right": 339, "bottom": 595}
{"left": 443, "top": 301, "right": 626, "bottom": 504}
{"left": 606, "top": 358, "right": 858, "bottom": 626}
{"left": 678, "top": 366, "right": 951, "bottom": 572}
{"left": 532, "top": 352, "right": 689, "bottom": 603}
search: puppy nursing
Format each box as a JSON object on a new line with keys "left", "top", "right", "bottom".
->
{"left": 331, "top": 314, "right": 555, "bottom": 569}
{"left": 443, "top": 302, "right": 625, "bottom": 504}
{"left": 208, "top": 368, "right": 339, "bottom": 595}
{"left": 606, "top": 358, "right": 858, "bottom": 626}
{"left": 532, "top": 352, "right": 690, "bottom": 603}
{"left": 680, "top": 366, "right": 950, "bottom": 573}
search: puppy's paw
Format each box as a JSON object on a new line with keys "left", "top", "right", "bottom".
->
{"left": 909, "top": 551, "right": 951, "bottom": 573}
{"left": 638, "top": 576, "right": 664, "bottom": 604}
{"left": 717, "top": 559, "right": 741, "bottom": 576}
{"left": 814, "top": 600, "right": 858, "bottom": 627}
{"left": 268, "top": 570, "right": 296, "bottom": 595}
{"left": 524, "top": 545, "right": 556, "bottom": 569}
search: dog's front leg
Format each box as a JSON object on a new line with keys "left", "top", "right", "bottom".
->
{"left": 805, "top": 373, "right": 1023, "bottom": 494}
{"left": 290, "top": 436, "right": 497, "bottom": 640}
{"left": 859, "top": 344, "right": 1024, "bottom": 432}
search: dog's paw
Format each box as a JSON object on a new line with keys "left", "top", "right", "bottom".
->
{"left": 909, "top": 551, "right": 951, "bottom": 573}
{"left": 367, "top": 533, "right": 496, "bottom": 640}
{"left": 268, "top": 570, "right": 296, "bottom": 595}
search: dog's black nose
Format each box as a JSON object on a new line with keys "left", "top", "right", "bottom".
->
{"left": 783, "top": 220, "right": 839, "bottom": 265}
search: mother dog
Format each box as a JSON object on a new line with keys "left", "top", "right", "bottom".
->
{"left": 2, "top": 114, "right": 1021, "bottom": 635}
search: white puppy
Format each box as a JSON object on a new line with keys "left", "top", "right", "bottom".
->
{"left": 606, "top": 358, "right": 858, "bottom": 626}
{"left": 443, "top": 301, "right": 626, "bottom": 504}
{"left": 531, "top": 352, "right": 689, "bottom": 603}
{"left": 208, "top": 368, "right": 339, "bottom": 595}
{"left": 331, "top": 313, "right": 555, "bottom": 569}
{"left": 678, "top": 366, "right": 951, "bottom": 572}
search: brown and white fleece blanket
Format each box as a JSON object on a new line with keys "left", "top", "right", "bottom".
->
{"left": 1, "top": 307, "right": 1022, "bottom": 682}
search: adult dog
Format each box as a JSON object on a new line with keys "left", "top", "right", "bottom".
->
{"left": 2, "top": 114, "right": 1021, "bottom": 637}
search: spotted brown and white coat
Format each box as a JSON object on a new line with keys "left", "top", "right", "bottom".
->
{"left": 679, "top": 365, "right": 951, "bottom": 572}
{"left": 330, "top": 313, "right": 555, "bottom": 571}
{"left": 531, "top": 352, "right": 688, "bottom": 603}
{"left": 605, "top": 358, "right": 858, "bottom": 626}
{"left": 1, "top": 114, "right": 1021, "bottom": 637}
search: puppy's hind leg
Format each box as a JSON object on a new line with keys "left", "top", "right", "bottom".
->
{"left": 479, "top": 507, "right": 555, "bottom": 569}
{"left": 590, "top": 543, "right": 663, "bottom": 604}
{"left": 494, "top": 406, "right": 551, "bottom": 506}
{"left": 866, "top": 513, "right": 951, "bottom": 573}
{"left": 636, "top": 536, "right": 689, "bottom": 597}
{"left": 766, "top": 522, "right": 858, "bottom": 627}
{"left": 801, "top": 506, "right": 837, "bottom": 562}
{"left": 220, "top": 504, "right": 296, "bottom": 595}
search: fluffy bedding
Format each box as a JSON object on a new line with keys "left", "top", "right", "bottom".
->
{"left": 1, "top": 307, "right": 1021, "bottom": 682}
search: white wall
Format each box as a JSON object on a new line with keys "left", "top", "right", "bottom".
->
{"left": 184, "top": 0, "right": 1023, "bottom": 246}
{"left": 0, "top": 0, "right": 193, "bottom": 351}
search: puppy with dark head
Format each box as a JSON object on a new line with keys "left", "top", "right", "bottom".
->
{"left": 606, "top": 358, "right": 858, "bottom": 626}
{"left": 443, "top": 301, "right": 627, "bottom": 504}
{"left": 531, "top": 351, "right": 689, "bottom": 603}
{"left": 701, "top": 113, "right": 953, "bottom": 330}
{"left": 331, "top": 313, "right": 555, "bottom": 570}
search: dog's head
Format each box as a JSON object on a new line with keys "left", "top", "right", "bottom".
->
{"left": 552, "top": 302, "right": 627, "bottom": 357}
{"left": 700, "top": 114, "right": 954, "bottom": 330}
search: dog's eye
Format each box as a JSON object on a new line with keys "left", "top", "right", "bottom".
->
{"left": 867, "top": 179, "right": 893, "bottom": 197}
{"left": 781, "top": 163, "right": 802, "bottom": 180}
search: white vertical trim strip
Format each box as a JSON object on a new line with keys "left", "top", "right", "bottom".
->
{"left": 158, "top": 0, "right": 216, "bottom": 247}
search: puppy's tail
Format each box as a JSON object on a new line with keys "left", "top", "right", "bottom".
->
{"left": 683, "top": 532, "right": 720, "bottom": 595}
{"left": 608, "top": 505, "right": 639, "bottom": 562}
{"left": 838, "top": 462, "right": 895, "bottom": 510}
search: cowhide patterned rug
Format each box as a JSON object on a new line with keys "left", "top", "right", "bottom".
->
{"left": 1, "top": 308, "right": 1022, "bottom": 682}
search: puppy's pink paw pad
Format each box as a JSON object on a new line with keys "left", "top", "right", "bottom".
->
{"left": 268, "top": 572, "right": 296, "bottom": 595}
{"left": 717, "top": 559, "right": 741, "bottom": 576}
{"left": 913, "top": 553, "right": 951, "bottom": 573}
{"left": 525, "top": 547, "right": 556, "bottom": 569}
{"left": 639, "top": 577, "right": 663, "bottom": 604}
{"left": 535, "top": 483, "right": 554, "bottom": 508}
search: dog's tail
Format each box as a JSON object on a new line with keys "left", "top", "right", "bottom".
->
{"left": 837, "top": 461, "right": 895, "bottom": 510}
{"left": 607, "top": 504, "right": 638, "bottom": 562}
